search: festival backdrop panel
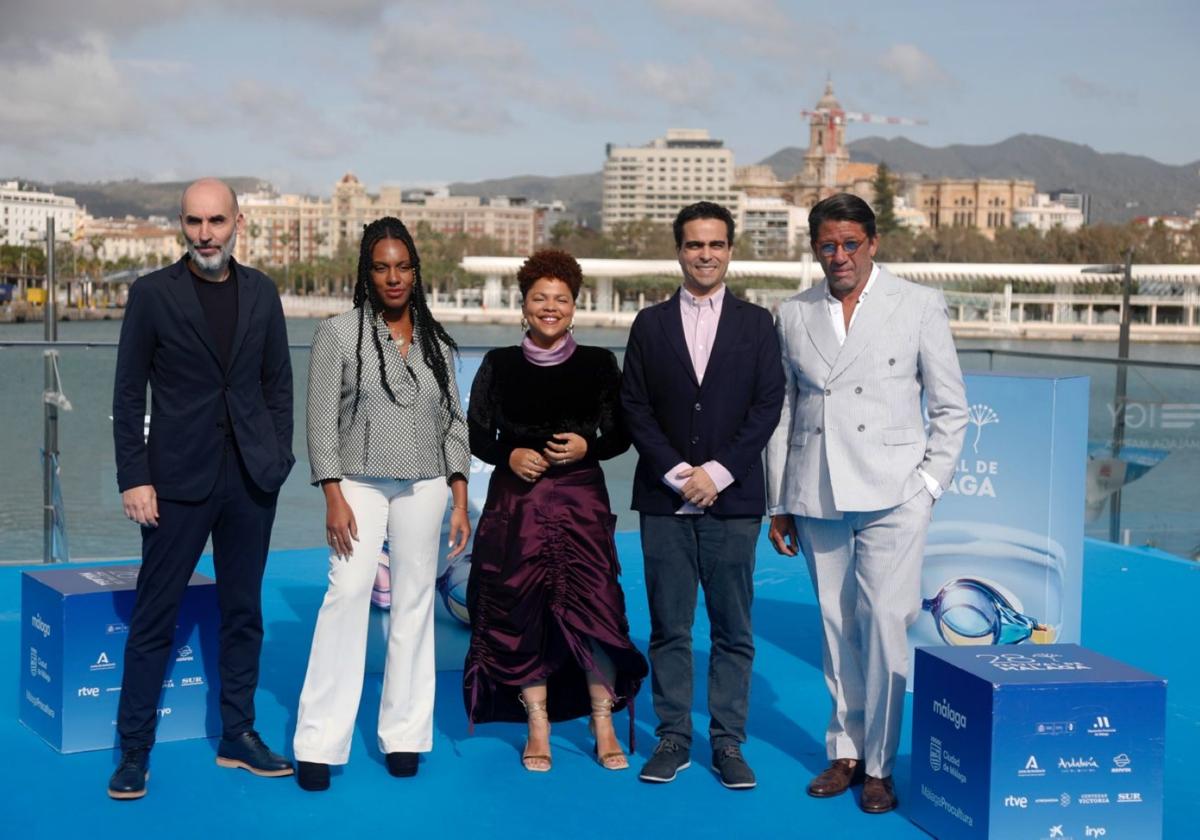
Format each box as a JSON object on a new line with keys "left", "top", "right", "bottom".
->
{"left": 19, "top": 565, "right": 220, "bottom": 753}
{"left": 910, "top": 644, "right": 1165, "bottom": 840}
{"left": 911, "top": 374, "right": 1089, "bottom": 664}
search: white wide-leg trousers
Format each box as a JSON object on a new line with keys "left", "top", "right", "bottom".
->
{"left": 293, "top": 475, "right": 447, "bottom": 764}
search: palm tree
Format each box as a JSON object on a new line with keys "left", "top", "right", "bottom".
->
{"left": 313, "top": 232, "right": 329, "bottom": 294}
{"left": 278, "top": 230, "right": 293, "bottom": 294}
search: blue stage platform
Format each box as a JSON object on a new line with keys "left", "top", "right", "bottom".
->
{"left": 2, "top": 533, "right": 1193, "bottom": 839}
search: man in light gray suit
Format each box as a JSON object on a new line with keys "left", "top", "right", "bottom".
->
{"left": 766, "top": 193, "right": 967, "bottom": 814}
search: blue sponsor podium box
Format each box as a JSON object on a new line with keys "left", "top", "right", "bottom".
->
{"left": 910, "top": 644, "right": 1164, "bottom": 840}
{"left": 19, "top": 565, "right": 220, "bottom": 753}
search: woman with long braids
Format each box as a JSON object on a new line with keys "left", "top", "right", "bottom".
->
{"left": 293, "top": 217, "right": 471, "bottom": 791}
{"left": 463, "top": 249, "right": 647, "bottom": 773}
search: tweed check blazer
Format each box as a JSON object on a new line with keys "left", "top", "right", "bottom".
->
{"left": 306, "top": 306, "right": 470, "bottom": 485}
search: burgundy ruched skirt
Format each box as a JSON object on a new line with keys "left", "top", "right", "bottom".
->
{"left": 463, "top": 462, "right": 647, "bottom": 724}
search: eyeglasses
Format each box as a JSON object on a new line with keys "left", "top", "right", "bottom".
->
{"left": 922, "top": 577, "right": 1055, "bottom": 645}
{"left": 817, "top": 240, "right": 863, "bottom": 257}
{"left": 436, "top": 551, "right": 471, "bottom": 625}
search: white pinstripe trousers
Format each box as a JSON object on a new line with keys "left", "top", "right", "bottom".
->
{"left": 797, "top": 488, "right": 933, "bottom": 778}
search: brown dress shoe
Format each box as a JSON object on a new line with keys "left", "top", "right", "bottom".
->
{"left": 806, "top": 759, "right": 866, "bottom": 797}
{"left": 861, "top": 775, "right": 898, "bottom": 813}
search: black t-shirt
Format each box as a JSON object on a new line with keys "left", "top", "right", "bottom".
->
{"left": 191, "top": 272, "right": 238, "bottom": 370}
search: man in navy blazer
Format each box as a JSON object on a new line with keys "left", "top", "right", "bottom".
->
{"left": 621, "top": 201, "right": 784, "bottom": 789}
{"left": 108, "top": 178, "right": 295, "bottom": 800}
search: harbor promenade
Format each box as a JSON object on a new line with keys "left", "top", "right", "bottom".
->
{"left": 5, "top": 259, "right": 1200, "bottom": 341}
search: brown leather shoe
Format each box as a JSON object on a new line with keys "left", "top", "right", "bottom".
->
{"left": 806, "top": 759, "right": 865, "bottom": 797}
{"left": 860, "top": 775, "right": 898, "bottom": 813}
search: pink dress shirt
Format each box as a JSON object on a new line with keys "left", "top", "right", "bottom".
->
{"left": 663, "top": 285, "right": 735, "bottom": 513}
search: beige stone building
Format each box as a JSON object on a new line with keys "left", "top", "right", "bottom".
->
{"left": 238, "top": 190, "right": 331, "bottom": 266}
{"left": 76, "top": 215, "right": 179, "bottom": 266}
{"left": 904, "top": 178, "right": 1036, "bottom": 238}
{"left": 236, "top": 174, "right": 540, "bottom": 267}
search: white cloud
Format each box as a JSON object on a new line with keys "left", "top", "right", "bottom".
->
{"left": 618, "top": 59, "right": 719, "bottom": 111}
{"left": 877, "top": 44, "right": 952, "bottom": 88}
{"left": 362, "top": 11, "right": 624, "bottom": 133}
{"left": 229, "top": 79, "right": 356, "bottom": 160}
{"left": 0, "top": 0, "right": 390, "bottom": 53}
{"left": 649, "top": 0, "right": 807, "bottom": 59}
{"left": 371, "top": 17, "right": 532, "bottom": 70}
{"left": 651, "top": 0, "right": 790, "bottom": 29}
{"left": 0, "top": 35, "right": 142, "bottom": 146}
{"left": 1063, "top": 73, "right": 1136, "bottom": 105}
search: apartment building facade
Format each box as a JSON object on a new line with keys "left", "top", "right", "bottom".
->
{"left": 1, "top": 181, "right": 80, "bottom": 247}
{"left": 601, "top": 129, "right": 739, "bottom": 233}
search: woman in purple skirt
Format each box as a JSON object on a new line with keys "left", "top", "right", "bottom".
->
{"left": 463, "top": 249, "right": 647, "bottom": 773}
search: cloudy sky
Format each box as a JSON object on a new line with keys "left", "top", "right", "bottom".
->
{"left": 1, "top": 0, "right": 1195, "bottom": 195}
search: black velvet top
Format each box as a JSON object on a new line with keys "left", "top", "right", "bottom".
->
{"left": 467, "top": 344, "right": 630, "bottom": 468}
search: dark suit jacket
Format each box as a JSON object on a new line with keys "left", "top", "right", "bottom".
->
{"left": 113, "top": 257, "right": 294, "bottom": 501}
{"left": 621, "top": 288, "right": 784, "bottom": 516}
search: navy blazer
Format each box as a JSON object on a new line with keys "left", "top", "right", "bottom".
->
{"left": 621, "top": 288, "right": 784, "bottom": 516}
{"left": 113, "top": 257, "right": 294, "bottom": 501}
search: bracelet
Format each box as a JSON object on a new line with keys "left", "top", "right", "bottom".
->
{"left": 451, "top": 505, "right": 468, "bottom": 511}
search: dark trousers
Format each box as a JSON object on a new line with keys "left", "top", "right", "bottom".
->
{"left": 640, "top": 513, "right": 759, "bottom": 749}
{"left": 117, "top": 442, "right": 278, "bottom": 750}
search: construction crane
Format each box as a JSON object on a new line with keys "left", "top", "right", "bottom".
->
{"left": 800, "top": 81, "right": 927, "bottom": 192}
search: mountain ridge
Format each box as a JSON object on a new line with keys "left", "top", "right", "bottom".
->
{"left": 11, "top": 135, "right": 1198, "bottom": 227}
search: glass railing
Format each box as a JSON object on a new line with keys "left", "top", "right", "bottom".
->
{"left": 2, "top": 322, "right": 1197, "bottom": 563}
{"left": 0, "top": 319, "right": 641, "bottom": 564}
{"left": 958, "top": 341, "right": 1200, "bottom": 560}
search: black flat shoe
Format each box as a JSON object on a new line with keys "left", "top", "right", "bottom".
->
{"left": 386, "top": 752, "right": 419, "bottom": 777}
{"left": 296, "top": 761, "right": 330, "bottom": 791}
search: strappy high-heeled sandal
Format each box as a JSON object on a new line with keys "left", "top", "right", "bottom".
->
{"left": 589, "top": 696, "right": 629, "bottom": 771}
{"left": 518, "top": 695, "right": 551, "bottom": 772}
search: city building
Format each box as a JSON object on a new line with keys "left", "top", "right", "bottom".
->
{"left": 893, "top": 196, "right": 930, "bottom": 231}
{"left": 732, "top": 81, "right": 1042, "bottom": 241}
{"left": 904, "top": 177, "right": 1037, "bottom": 238}
{"left": 732, "top": 82, "right": 879, "bottom": 209}
{"left": 403, "top": 194, "right": 539, "bottom": 254}
{"left": 238, "top": 189, "right": 332, "bottom": 266}
{"left": 1049, "top": 190, "right": 1091, "bottom": 225}
{"left": 0, "top": 181, "right": 80, "bottom": 248}
{"left": 601, "top": 129, "right": 739, "bottom": 233}
{"left": 75, "top": 215, "right": 180, "bottom": 267}
{"left": 235, "top": 174, "right": 541, "bottom": 267}
{"left": 740, "top": 197, "right": 808, "bottom": 259}
{"left": 1011, "top": 193, "right": 1086, "bottom": 232}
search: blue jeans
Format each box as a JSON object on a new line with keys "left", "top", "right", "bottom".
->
{"left": 640, "top": 513, "right": 759, "bottom": 750}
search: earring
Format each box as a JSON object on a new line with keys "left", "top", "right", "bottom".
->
{"left": 567, "top": 321, "right": 574, "bottom": 333}
{"left": 520, "top": 316, "right": 529, "bottom": 332}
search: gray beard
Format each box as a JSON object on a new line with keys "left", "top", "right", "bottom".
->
{"left": 186, "top": 229, "right": 237, "bottom": 279}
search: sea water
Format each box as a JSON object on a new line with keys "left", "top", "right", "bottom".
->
{"left": 1, "top": 318, "right": 1197, "bottom": 562}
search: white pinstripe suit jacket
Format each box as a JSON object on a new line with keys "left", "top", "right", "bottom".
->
{"left": 766, "top": 266, "right": 968, "bottom": 518}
